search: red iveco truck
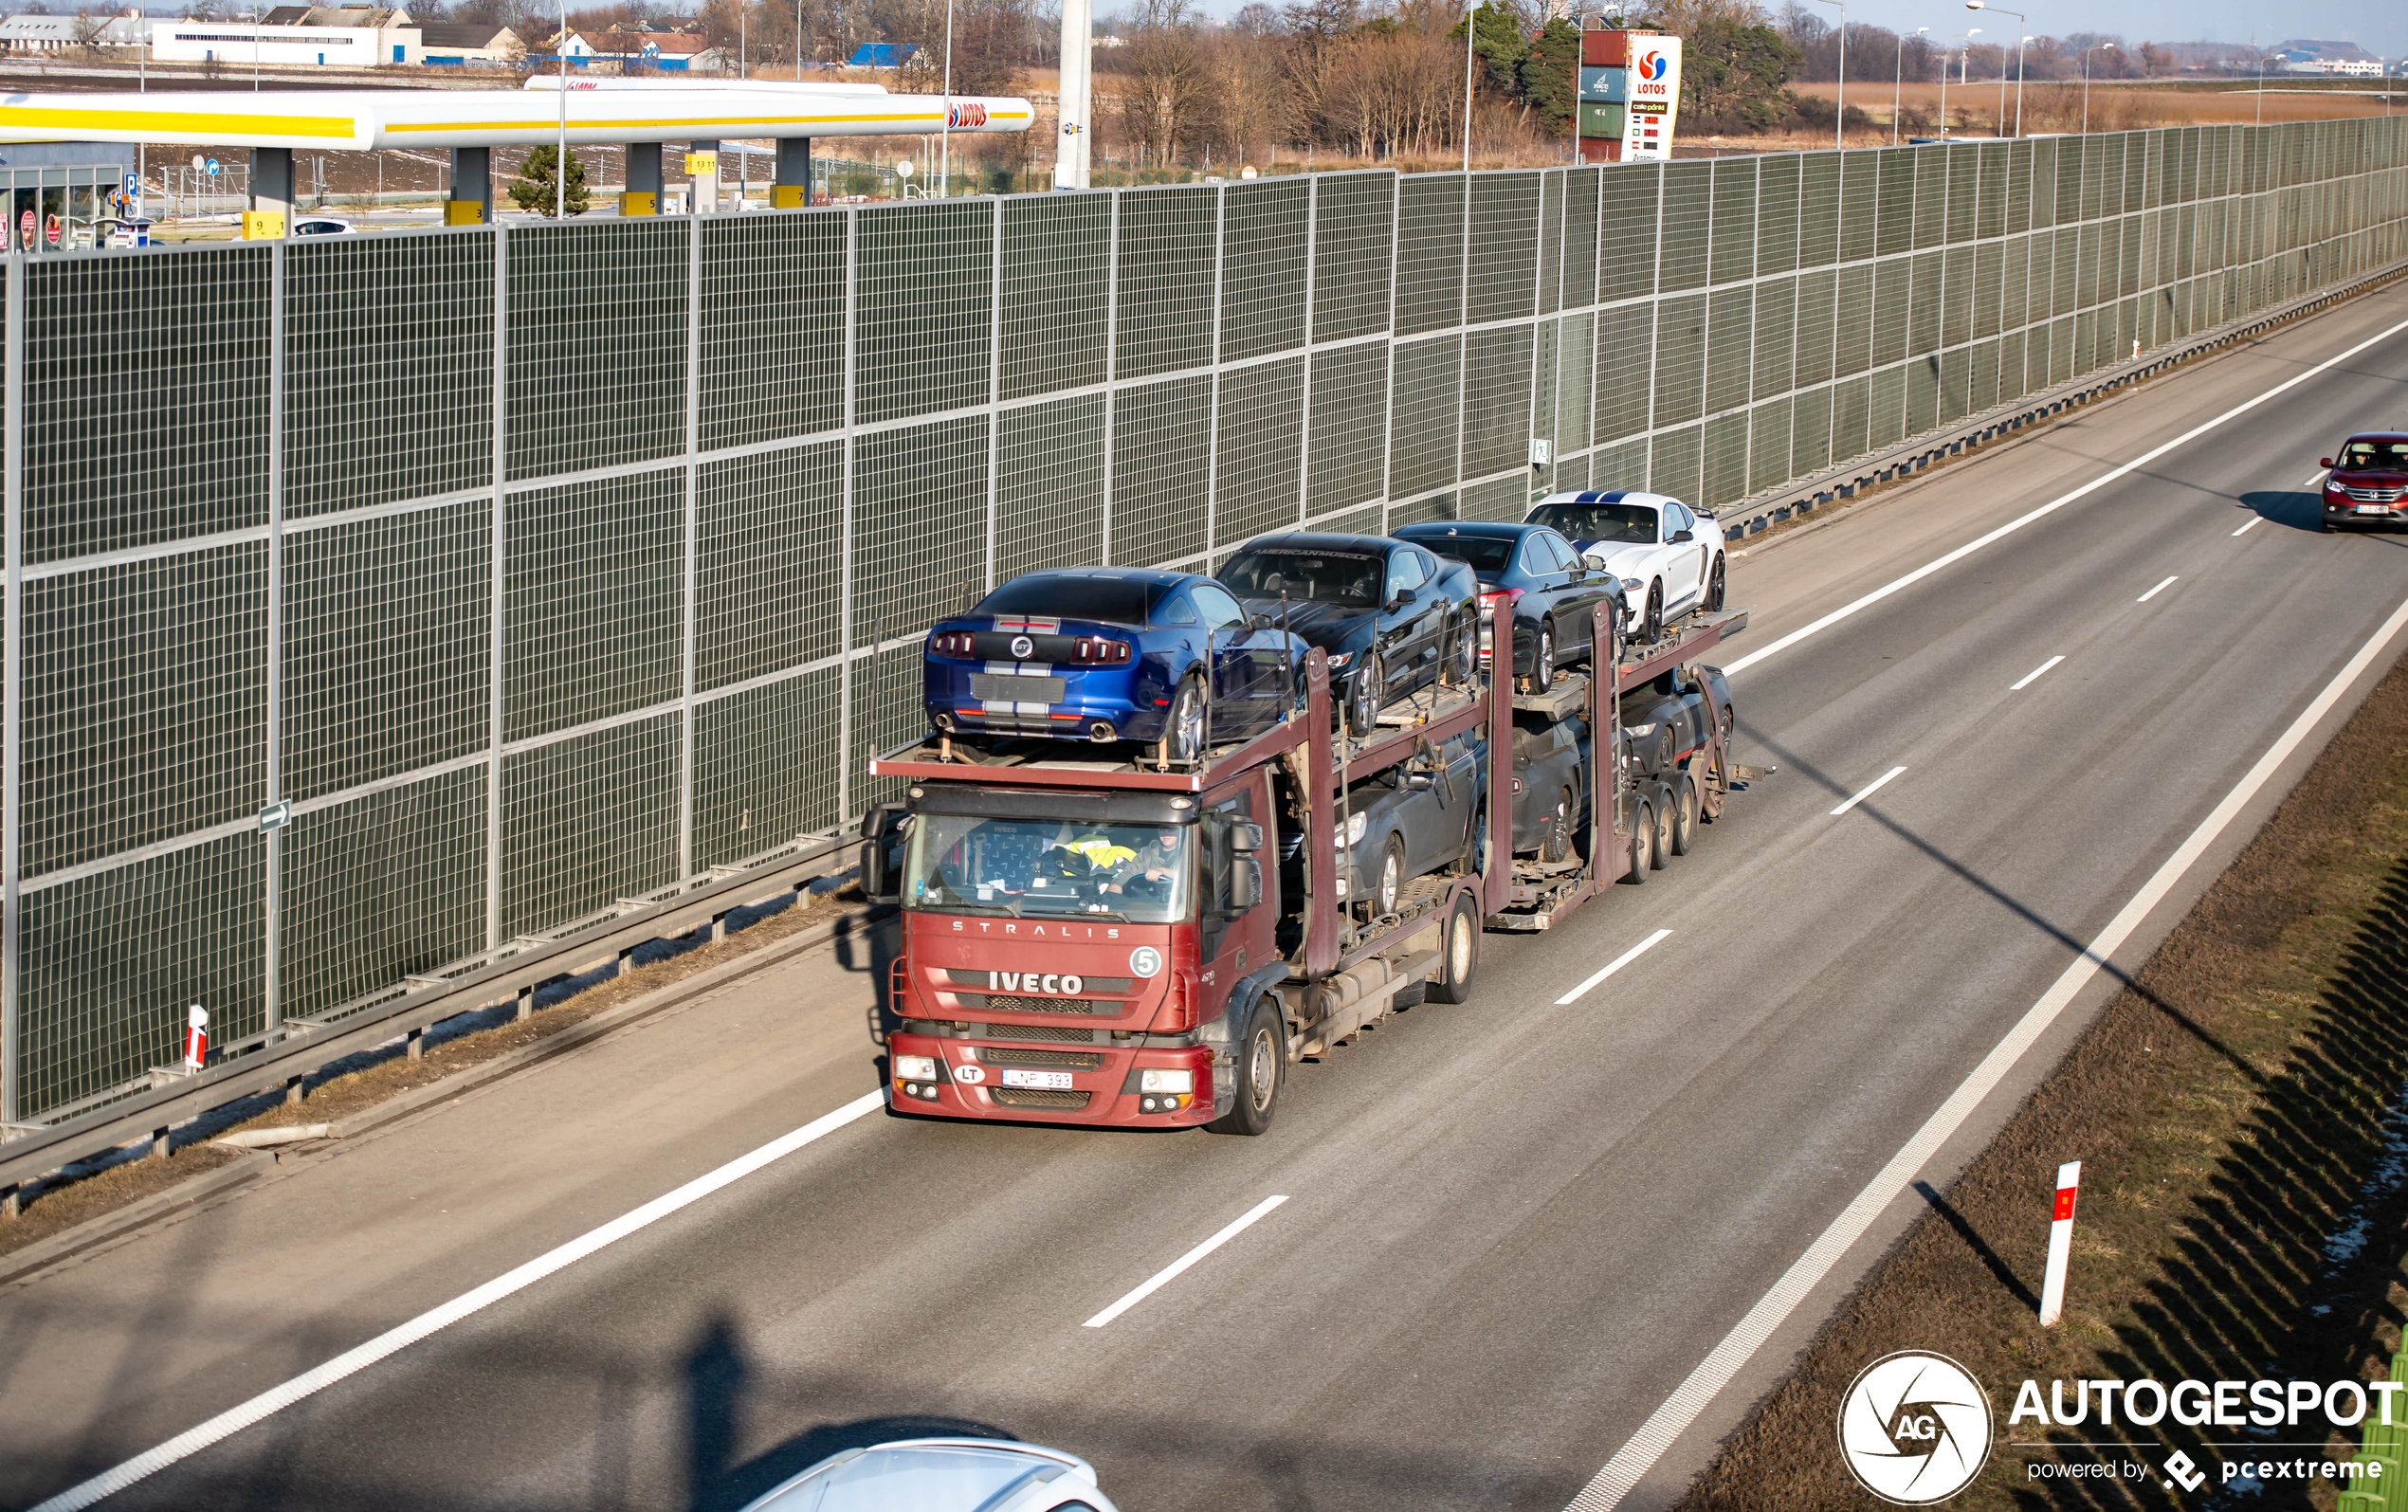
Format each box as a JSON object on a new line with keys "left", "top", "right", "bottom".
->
{"left": 860, "top": 601, "right": 1748, "bottom": 1135}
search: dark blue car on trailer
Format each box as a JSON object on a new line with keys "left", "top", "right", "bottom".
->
{"left": 922, "top": 569, "right": 1304, "bottom": 762}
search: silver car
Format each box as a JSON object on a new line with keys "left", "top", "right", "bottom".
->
{"left": 737, "top": 1438, "right": 1121, "bottom": 1512}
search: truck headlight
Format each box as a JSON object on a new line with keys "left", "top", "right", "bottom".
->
{"left": 894, "top": 1054, "right": 937, "bottom": 1082}
{"left": 1140, "top": 1068, "right": 1195, "bottom": 1094}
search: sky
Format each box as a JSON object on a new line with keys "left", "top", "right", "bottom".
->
{"left": 1179, "top": 0, "right": 2407, "bottom": 64}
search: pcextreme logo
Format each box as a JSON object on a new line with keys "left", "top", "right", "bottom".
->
{"left": 1838, "top": 1352, "right": 1993, "bottom": 1504}
{"left": 1637, "top": 49, "right": 1669, "bottom": 81}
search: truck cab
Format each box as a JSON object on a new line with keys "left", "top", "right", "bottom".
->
{"left": 882, "top": 767, "right": 1283, "bottom": 1128}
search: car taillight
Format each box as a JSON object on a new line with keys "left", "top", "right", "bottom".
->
{"left": 1071, "top": 639, "right": 1133, "bottom": 664}
{"left": 1479, "top": 589, "right": 1522, "bottom": 610}
{"left": 929, "top": 631, "right": 976, "bottom": 656}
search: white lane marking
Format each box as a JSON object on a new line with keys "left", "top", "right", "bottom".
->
{"left": 2010, "top": 655, "right": 2065, "bottom": 691}
{"left": 1563, "top": 590, "right": 2408, "bottom": 1512}
{"left": 1556, "top": 929, "right": 1674, "bottom": 1006}
{"left": 2137, "top": 574, "right": 2180, "bottom": 603}
{"left": 2305, "top": 468, "right": 2329, "bottom": 485}
{"left": 1721, "top": 313, "right": 2408, "bottom": 679}
{"left": 27, "top": 1090, "right": 890, "bottom": 1512}
{"left": 1083, "top": 1194, "right": 1289, "bottom": 1329}
{"left": 1829, "top": 766, "right": 1907, "bottom": 816}
{"left": 2233, "top": 516, "right": 2265, "bottom": 537}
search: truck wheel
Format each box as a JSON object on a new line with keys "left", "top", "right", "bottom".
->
{"left": 1541, "top": 787, "right": 1576, "bottom": 863}
{"left": 1166, "top": 675, "right": 1207, "bottom": 763}
{"left": 1650, "top": 785, "right": 1674, "bottom": 867}
{"left": 1207, "top": 996, "right": 1284, "bottom": 1136}
{"left": 1669, "top": 772, "right": 1699, "bottom": 856}
{"left": 1425, "top": 891, "right": 1480, "bottom": 1003}
{"left": 1375, "top": 836, "right": 1405, "bottom": 917}
{"left": 1706, "top": 556, "right": 1726, "bottom": 612}
{"left": 1624, "top": 799, "right": 1655, "bottom": 883}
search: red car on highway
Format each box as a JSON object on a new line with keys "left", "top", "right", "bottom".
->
{"left": 2321, "top": 433, "right": 2408, "bottom": 531}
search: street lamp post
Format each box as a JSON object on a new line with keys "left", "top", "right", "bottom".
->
{"left": 1463, "top": 0, "right": 1478, "bottom": 170}
{"left": 1894, "top": 26, "right": 1926, "bottom": 144}
{"left": 939, "top": 0, "right": 954, "bottom": 196}
{"left": 1805, "top": 0, "right": 1845, "bottom": 148}
{"left": 2082, "top": 41, "right": 2114, "bottom": 134}
{"left": 1942, "top": 29, "right": 1979, "bottom": 136}
{"left": 1964, "top": 1, "right": 2026, "bottom": 136}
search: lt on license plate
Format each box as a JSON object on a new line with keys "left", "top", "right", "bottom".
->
{"left": 1001, "top": 1067, "right": 1073, "bottom": 1090}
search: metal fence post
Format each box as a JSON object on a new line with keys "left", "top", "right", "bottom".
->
{"left": 677, "top": 213, "right": 701, "bottom": 882}
{"left": 263, "top": 239, "right": 286, "bottom": 1040}
{"left": 485, "top": 222, "right": 508, "bottom": 953}
{"left": 1098, "top": 188, "right": 1121, "bottom": 564}
{"left": 835, "top": 208, "right": 858, "bottom": 823}
{"left": 2, "top": 250, "right": 20, "bottom": 1128}
{"left": 1201, "top": 184, "right": 1226, "bottom": 566}
{"left": 1294, "top": 175, "right": 1318, "bottom": 530}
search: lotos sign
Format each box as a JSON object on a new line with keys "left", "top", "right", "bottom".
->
{"left": 948, "top": 101, "right": 989, "bottom": 129}
{"left": 1620, "top": 35, "right": 1681, "bottom": 160}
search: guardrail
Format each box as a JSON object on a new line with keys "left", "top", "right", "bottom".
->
{"left": 0, "top": 828, "right": 856, "bottom": 1206}
{"left": 1716, "top": 253, "right": 2408, "bottom": 542}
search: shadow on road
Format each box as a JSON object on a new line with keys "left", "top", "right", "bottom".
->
{"left": 2239, "top": 489, "right": 2324, "bottom": 531}
{"left": 683, "top": 1309, "right": 1017, "bottom": 1512}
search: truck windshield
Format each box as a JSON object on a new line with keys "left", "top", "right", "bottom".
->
{"left": 1219, "top": 551, "right": 1382, "bottom": 607}
{"left": 1528, "top": 502, "right": 1657, "bottom": 544}
{"left": 903, "top": 814, "right": 1195, "bottom": 923}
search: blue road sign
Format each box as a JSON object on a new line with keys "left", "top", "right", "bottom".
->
{"left": 205, "top": 157, "right": 220, "bottom": 176}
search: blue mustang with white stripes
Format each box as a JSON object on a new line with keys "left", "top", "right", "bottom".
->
{"left": 923, "top": 569, "right": 1306, "bottom": 761}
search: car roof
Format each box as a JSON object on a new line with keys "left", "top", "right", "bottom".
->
{"left": 1532, "top": 489, "right": 1679, "bottom": 509}
{"left": 2340, "top": 432, "right": 2408, "bottom": 445}
{"left": 740, "top": 1438, "right": 1097, "bottom": 1512}
{"left": 1393, "top": 521, "right": 1542, "bottom": 540}
{"left": 1008, "top": 566, "right": 1191, "bottom": 590}
{"left": 1231, "top": 532, "right": 1396, "bottom": 555}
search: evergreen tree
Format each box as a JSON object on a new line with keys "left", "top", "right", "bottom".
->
{"left": 1450, "top": 2, "right": 1529, "bottom": 100}
{"left": 1519, "top": 16, "right": 1582, "bottom": 136}
{"left": 509, "top": 143, "right": 591, "bottom": 217}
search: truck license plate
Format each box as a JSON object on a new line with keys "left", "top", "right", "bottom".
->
{"left": 1001, "top": 1067, "right": 1073, "bottom": 1090}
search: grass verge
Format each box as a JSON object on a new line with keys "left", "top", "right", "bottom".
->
{"left": 0, "top": 878, "right": 867, "bottom": 1264}
{"left": 1679, "top": 652, "right": 2408, "bottom": 1510}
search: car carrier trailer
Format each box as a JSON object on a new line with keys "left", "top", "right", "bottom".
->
{"left": 859, "top": 599, "right": 1750, "bottom": 1134}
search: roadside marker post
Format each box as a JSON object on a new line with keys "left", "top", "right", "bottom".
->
{"left": 182, "top": 1004, "right": 209, "bottom": 1071}
{"left": 2037, "top": 1159, "right": 2080, "bottom": 1325}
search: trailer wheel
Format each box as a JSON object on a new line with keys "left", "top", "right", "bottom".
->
{"left": 1669, "top": 772, "right": 1699, "bottom": 856}
{"left": 1706, "top": 555, "right": 1726, "bottom": 612}
{"left": 1422, "top": 890, "right": 1480, "bottom": 1004}
{"left": 1650, "top": 785, "right": 1674, "bottom": 867}
{"left": 1207, "top": 996, "right": 1285, "bottom": 1136}
{"left": 1624, "top": 799, "right": 1656, "bottom": 883}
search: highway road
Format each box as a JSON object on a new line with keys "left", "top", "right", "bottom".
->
{"left": 8, "top": 282, "right": 2408, "bottom": 1512}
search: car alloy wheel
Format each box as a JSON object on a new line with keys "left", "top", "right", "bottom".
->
{"left": 1168, "top": 676, "right": 1207, "bottom": 762}
{"left": 1706, "top": 556, "right": 1725, "bottom": 612}
{"left": 1541, "top": 787, "right": 1575, "bottom": 863}
{"left": 1533, "top": 626, "right": 1555, "bottom": 691}
{"left": 1349, "top": 657, "right": 1383, "bottom": 737}
{"left": 1644, "top": 582, "right": 1664, "bottom": 645}
{"left": 1377, "top": 838, "right": 1403, "bottom": 917}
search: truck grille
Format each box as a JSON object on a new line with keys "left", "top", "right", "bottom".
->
{"left": 984, "top": 1022, "right": 1102, "bottom": 1043}
{"left": 990, "top": 1087, "right": 1092, "bottom": 1110}
{"left": 979, "top": 995, "right": 1099, "bottom": 1014}
{"left": 976, "top": 1047, "right": 1104, "bottom": 1068}
{"left": 949, "top": 972, "right": 1134, "bottom": 993}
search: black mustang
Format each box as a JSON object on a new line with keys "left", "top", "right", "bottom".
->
{"left": 1218, "top": 532, "right": 1480, "bottom": 736}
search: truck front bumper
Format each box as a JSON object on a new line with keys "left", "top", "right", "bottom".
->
{"left": 888, "top": 1032, "right": 1217, "bottom": 1127}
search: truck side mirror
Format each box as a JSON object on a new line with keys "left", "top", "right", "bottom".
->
{"left": 1231, "top": 820, "right": 1263, "bottom": 853}
{"left": 859, "top": 804, "right": 905, "bottom": 903}
{"left": 1231, "top": 856, "right": 1263, "bottom": 910}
